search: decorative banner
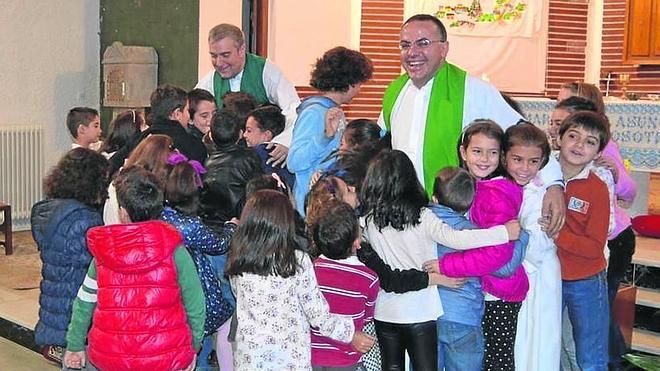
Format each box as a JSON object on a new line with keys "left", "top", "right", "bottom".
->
{"left": 405, "top": 0, "right": 547, "bottom": 93}
{"left": 519, "top": 99, "right": 660, "bottom": 172}
{"left": 435, "top": 1, "right": 534, "bottom": 37}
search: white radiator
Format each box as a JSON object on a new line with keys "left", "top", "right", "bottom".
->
{"left": 0, "top": 125, "right": 45, "bottom": 230}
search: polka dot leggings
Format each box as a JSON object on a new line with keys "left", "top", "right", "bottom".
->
{"left": 482, "top": 300, "right": 522, "bottom": 371}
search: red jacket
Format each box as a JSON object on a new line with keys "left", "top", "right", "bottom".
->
{"left": 86, "top": 221, "right": 195, "bottom": 370}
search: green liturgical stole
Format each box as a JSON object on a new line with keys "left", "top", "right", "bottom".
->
{"left": 382, "top": 62, "right": 466, "bottom": 196}
{"left": 213, "top": 53, "right": 269, "bottom": 108}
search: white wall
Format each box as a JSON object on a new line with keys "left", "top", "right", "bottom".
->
{"left": 267, "top": 0, "right": 359, "bottom": 86}
{"left": 197, "top": 0, "right": 361, "bottom": 87}
{"left": 198, "top": 0, "right": 243, "bottom": 81}
{"left": 0, "top": 0, "right": 100, "bottom": 165}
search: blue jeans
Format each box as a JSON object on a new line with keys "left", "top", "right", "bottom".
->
{"left": 208, "top": 253, "right": 236, "bottom": 308}
{"left": 562, "top": 270, "right": 609, "bottom": 371}
{"left": 437, "top": 320, "right": 483, "bottom": 371}
{"left": 196, "top": 335, "right": 214, "bottom": 370}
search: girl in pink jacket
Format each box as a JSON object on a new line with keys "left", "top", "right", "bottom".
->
{"left": 440, "top": 120, "right": 529, "bottom": 371}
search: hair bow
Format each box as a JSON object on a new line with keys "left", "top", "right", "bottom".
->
{"left": 166, "top": 152, "right": 207, "bottom": 188}
{"left": 271, "top": 173, "right": 287, "bottom": 190}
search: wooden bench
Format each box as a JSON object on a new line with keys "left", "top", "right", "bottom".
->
{"left": 0, "top": 202, "right": 12, "bottom": 255}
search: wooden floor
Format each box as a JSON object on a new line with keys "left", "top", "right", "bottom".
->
{"left": 633, "top": 236, "right": 660, "bottom": 268}
{"left": 649, "top": 173, "right": 660, "bottom": 215}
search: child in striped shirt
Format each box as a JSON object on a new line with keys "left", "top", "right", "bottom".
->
{"left": 310, "top": 200, "right": 379, "bottom": 370}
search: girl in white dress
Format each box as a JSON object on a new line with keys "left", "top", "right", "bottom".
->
{"left": 505, "top": 123, "right": 563, "bottom": 371}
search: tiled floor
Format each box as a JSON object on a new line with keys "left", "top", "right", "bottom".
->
{"left": 0, "top": 231, "right": 41, "bottom": 331}
{"left": 0, "top": 337, "right": 57, "bottom": 370}
{"left": 0, "top": 231, "right": 60, "bottom": 369}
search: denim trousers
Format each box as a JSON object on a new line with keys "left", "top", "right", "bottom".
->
{"left": 562, "top": 270, "right": 610, "bottom": 371}
{"left": 196, "top": 336, "right": 214, "bottom": 369}
{"left": 201, "top": 253, "right": 235, "bottom": 370}
{"left": 209, "top": 253, "right": 236, "bottom": 308}
{"left": 560, "top": 309, "right": 580, "bottom": 371}
{"left": 437, "top": 319, "right": 483, "bottom": 371}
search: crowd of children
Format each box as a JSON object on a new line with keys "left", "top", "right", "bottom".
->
{"left": 29, "top": 35, "right": 635, "bottom": 371}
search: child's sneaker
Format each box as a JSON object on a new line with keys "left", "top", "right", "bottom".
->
{"left": 41, "top": 345, "right": 64, "bottom": 365}
{"left": 208, "top": 349, "right": 218, "bottom": 367}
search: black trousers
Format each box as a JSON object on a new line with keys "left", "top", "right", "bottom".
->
{"left": 482, "top": 300, "right": 522, "bottom": 371}
{"left": 606, "top": 226, "right": 636, "bottom": 366}
{"left": 607, "top": 226, "right": 636, "bottom": 298}
{"left": 374, "top": 320, "right": 437, "bottom": 371}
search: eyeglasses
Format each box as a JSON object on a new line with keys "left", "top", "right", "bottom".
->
{"left": 399, "top": 38, "right": 445, "bottom": 51}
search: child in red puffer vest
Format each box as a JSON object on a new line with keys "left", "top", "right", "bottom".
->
{"left": 62, "top": 166, "right": 206, "bottom": 371}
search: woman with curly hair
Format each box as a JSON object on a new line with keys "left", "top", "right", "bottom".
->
{"left": 103, "top": 134, "right": 175, "bottom": 225}
{"left": 288, "top": 46, "right": 373, "bottom": 214}
{"left": 30, "top": 148, "right": 110, "bottom": 365}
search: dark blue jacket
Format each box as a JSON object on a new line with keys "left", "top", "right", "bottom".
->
{"left": 430, "top": 204, "right": 528, "bottom": 326}
{"left": 161, "top": 207, "right": 235, "bottom": 335}
{"left": 30, "top": 199, "right": 103, "bottom": 346}
{"left": 254, "top": 143, "right": 295, "bottom": 190}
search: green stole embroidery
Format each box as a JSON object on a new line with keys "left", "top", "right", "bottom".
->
{"left": 212, "top": 53, "right": 269, "bottom": 108}
{"left": 382, "top": 62, "right": 466, "bottom": 195}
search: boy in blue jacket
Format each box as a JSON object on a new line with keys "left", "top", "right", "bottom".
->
{"left": 423, "top": 167, "right": 528, "bottom": 371}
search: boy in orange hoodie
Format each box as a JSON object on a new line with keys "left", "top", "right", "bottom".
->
{"left": 555, "top": 111, "right": 611, "bottom": 371}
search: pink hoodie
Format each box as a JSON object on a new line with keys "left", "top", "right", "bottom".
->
{"left": 602, "top": 140, "right": 637, "bottom": 238}
{"left": 440, "top": 177, "right": 529, "bottom": 302}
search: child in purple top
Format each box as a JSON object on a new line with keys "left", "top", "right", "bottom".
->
{"left": 311, "top": 200, "right": 379, "bottom": 370}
